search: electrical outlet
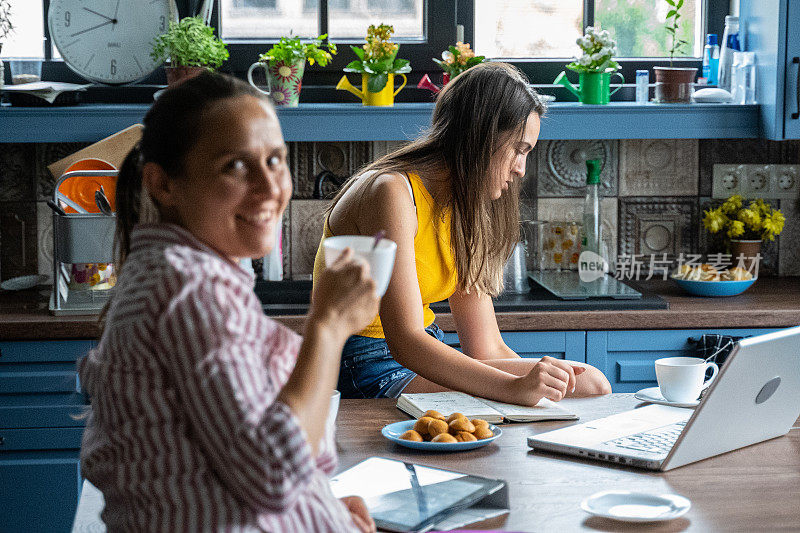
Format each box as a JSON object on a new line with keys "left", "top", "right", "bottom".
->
{"left": 744, "top": 165, "right": 772, "bottom": 195}
{"left": 712, "top": 164, "right": 744, "bottom": 198}
{"left": 772, "top": 165, "right": 800, "bottom": 199}
{"left": 713, "top": 164, "right": 800, "bottom": 199}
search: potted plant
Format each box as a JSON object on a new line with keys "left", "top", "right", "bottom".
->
{"left": 553, "top": 25, "right": 623, "bottom": 105}
{"left": 419, "top": 41, "right": 485, "bottom": 94}
{"left": 653, "top": 0, "right": 696, "bottom": 103}
{"left": 0, "top": 0, "right": 14, "bottom": 88}
{"left": 702, "top": 194, "right": 785, "bottom": 271}
{"left": 151, "top": 16, "right": 229, "bottom": 87}
{"left": 337, "top": 24, "right": 411, "bottom": 106}
{"left": 248, "top": 34, "right": 336, "bottom": 107}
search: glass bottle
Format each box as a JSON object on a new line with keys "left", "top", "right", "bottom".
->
{"left": 581, "top": 159, "right": 603, "bottom": 257}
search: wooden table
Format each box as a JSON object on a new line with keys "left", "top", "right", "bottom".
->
{"left": 335, "top": 395, "right": 800, "bottom": 532}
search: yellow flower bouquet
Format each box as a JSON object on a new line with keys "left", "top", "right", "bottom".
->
{"left": 702, "top": 195, "right": 785, "bottom": 242}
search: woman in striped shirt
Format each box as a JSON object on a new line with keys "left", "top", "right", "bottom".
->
{"left": 78, "top": 72, "right": 378, "bottom": 532}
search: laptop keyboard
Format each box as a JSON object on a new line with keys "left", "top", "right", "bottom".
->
{"left": 606, "top": 421, "right": 687, "bottom": 455}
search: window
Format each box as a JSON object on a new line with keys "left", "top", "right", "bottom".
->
{"left": 219, "top": 0, "right": 424, "bottom": 42}
{"left": 1, "top": 0, "right": 44, "bottom": 58}
{"left": 3, "top": 0, "right": 726, "bottom": 99}
{"left": 474, "top": 0, "right": 702, "bottom": 59}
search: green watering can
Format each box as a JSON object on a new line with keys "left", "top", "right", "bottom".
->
{"left": 554, "top": 70, "right": 624, "bottom": 105}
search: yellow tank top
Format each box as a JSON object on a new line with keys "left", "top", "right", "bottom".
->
{"left": 312, "top": 172, "right": 457, "bottom": 338}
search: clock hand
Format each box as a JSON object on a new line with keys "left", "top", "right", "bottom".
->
{"left": 112, "top": 0, "right": 121, "bottom": 30}
{"left": 82, "top": 7, "right": 115, "bottom": 23}
{"left": 70, "top": 19, "right": 114, "bottom": 38}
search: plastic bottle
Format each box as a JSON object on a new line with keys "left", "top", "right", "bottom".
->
{"left": 731, "top": 51, "right": 757, "bottom": 104}
{"left": 718, "top": 16, "right": 741, "bottom": 92}
{"left": 581, "top": 159, "right": 602, "bottom": 257}
{"left": 635, "top": 70, "right": 649, "bottom": 103}
{"left": 702, "top": 34, "right": 720, "bottom": 85}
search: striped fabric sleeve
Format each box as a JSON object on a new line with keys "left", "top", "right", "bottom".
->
{"left": 156, "top": 273, "right": 317, "bottom": 513}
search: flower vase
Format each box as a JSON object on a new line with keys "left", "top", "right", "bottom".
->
{"left": 442, "top": 72, "right": 450, "bottom": 85}
{"left": 729, "top": 239, "right": 762, "bottom": 276}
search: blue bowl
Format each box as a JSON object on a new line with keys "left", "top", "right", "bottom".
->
{"left": 671, "top": 277, "right": 756, "bottom": 297}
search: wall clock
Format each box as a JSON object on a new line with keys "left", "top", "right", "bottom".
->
{"left": 48, "top": 0, "right": 176, "bottom": 85}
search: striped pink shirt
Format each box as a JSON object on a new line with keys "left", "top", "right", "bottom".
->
{"left": 79, "top": 223, "right": 359, "bottom": 532}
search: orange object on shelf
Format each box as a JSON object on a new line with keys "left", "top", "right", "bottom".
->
{"left": 58, "top": 159, "right": 117, "bottom": 214}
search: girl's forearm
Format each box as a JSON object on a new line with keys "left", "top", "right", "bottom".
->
{"left": 389, "top": 333, "right": 524, "bottom": 403}
{"left": 277, "top": 320, "right": 349, "bottom": 453}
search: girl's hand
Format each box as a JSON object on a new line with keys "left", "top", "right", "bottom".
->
{"left": 340, "top": 495, "right": 376, "bottom": 533}
{"left": 513, "top": 356, "right": 586, "bottom": 405}
{"left": 309, "top": 248, "right": 380, "bottom": 336}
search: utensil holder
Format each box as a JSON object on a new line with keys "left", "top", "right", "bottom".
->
{"left": 50, "top": 170, "right": 117, "bottom": 315}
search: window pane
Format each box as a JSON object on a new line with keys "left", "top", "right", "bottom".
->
{"left": 219, "top": 0, "right": 320, "bottom": 40}
{"left": 328, "top": 0, "right": 424, "bottom": 40}
{"left": 595, "top": 0, "right": 702, "bottom": 57}
{"left": 474, "top": 0, "right": 582, "bottom": 58}
{"left": 2, "top": 0, "right": 44, "bottom": 58}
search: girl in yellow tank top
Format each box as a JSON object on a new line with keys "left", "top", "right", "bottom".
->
{"left": 313, "top": 63, "right": 611, "bottom": 402}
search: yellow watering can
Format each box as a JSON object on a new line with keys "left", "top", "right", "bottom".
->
{"left": 336, "top": 73, "right": 407, "bottom": 106}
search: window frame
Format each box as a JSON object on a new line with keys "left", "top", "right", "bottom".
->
{"left": 17, "top": 0, "right": 727, "bottom": 99}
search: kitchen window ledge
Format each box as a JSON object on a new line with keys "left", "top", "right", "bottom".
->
{"left": 0, "top": 102, "right": 760, "bottom": 143}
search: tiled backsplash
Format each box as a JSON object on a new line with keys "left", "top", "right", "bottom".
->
{"left": 1, "top": 139, "right": 798, "bottom": 282}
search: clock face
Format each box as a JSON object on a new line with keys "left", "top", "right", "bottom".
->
{"left": 48, "top": 0, "right": 173, "bottom": 84}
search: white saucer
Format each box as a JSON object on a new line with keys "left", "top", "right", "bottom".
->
{"left": 581, "top": 490, "right": 691, "bottom": 522}
{"left": 634, "top": 386, "right": 699, "bottom": 408}
{"left": 1, "top": 274, "right": 48, "bottom": 291}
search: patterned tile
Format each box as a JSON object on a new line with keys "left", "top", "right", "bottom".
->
{"left": 618, "top": 198, "right": 698, "bottom": 265}
{"left": 536, "top": 140, "right": 618, "bottom": 197}
{"left": 36, "top": 201, "right": 54, "bottom": 282}
{"left": 289, "top": 141, "right": 370, "bottom": 199}
{"left": 35, "top": 142, "right": 90, "bottom": 200}
{"left": 0, "top": 201, "right": 38, "bottom": 279}
{"left": 0, "top": 144, "right": 36, "bottom": 201}
{"left": 370, "top": 140, "right": 407, "bottom": 160}
{"left": 619, "top": 140, "right": 698, "bottom": 196}
{"left": 287, "top": 199, "right": 332, "bottom": 279}
{"left": 778, "top": 199, "right": 800, "bottom": 276}
{"left": 537, "top": 197, "right": 618, "bottom": 265}
{"left": 698, "top": 139, "right": 800, "bottom": 196}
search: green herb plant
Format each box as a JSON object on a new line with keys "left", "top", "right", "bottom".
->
{"left": 151, "top": 16, "right": 229, "bottom": 69}
{"left": 665, "top": 0, "right": 688, "bottom": 66}
{"left": 344, "top": 24, "right": 411, "bottom": 93}
{"left": 259, "top": 34, "right": 336, "bottom": 66}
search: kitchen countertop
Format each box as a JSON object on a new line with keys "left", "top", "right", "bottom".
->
{"left": 1, "top": 277, "right": 799, "bottom": 340}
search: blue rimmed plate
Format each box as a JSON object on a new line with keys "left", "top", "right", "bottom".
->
{"left": 381, "top": 420, "right": 502, "bottom": 451}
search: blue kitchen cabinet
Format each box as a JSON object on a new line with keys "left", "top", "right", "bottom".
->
{"left": 442, "top": 331, "right": 586, "bottom": 361}
{"left": 741, "top": 0, "right": 800, "bottom": 139}
{"left": 586, "top": 328, "right": 779, "bottom": 392}
{"left": 0, "top": 340, "right": 91, "bottom": 533}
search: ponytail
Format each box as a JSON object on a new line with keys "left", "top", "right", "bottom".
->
{"left": 115, "top": 144, "right": 146, "bottom": 271}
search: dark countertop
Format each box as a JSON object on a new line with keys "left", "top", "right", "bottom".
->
{"left": 1, "top": 277, "right": 799, "bottom": 340}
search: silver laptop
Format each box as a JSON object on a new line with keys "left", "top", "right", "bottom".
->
{"left": 528, "top": 325, "right": 800, "bottom": 471}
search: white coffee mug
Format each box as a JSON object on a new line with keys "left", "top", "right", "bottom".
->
{"left": 325, "top": 390, "right": 341, "bottom": 442}
{"left": 323, "top": 235, "right": 397, "bottom": 297}
{"left": 655, "top": 357, "right": 719, "bottom": 403}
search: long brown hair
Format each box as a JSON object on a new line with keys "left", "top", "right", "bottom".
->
{"left": 329, "top": 62, "right": 546, "bottom": 296}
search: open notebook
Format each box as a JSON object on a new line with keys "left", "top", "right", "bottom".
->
{"left": 397, "top": 392, "right": 578, "bottom": 424}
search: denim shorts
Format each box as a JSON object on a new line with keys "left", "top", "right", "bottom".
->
{"left": 338, "top": 323, "right": 445, "bottom": 399}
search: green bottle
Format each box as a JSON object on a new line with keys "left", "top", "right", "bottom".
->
{"left": 582, "top": 159, "right": 603, "bottom": 256}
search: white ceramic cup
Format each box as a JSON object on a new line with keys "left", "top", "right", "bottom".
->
{"left": 322, "top": 235, "right": 397, "bottom": 297}
{"left": 325, "top": 390, "right": 341, "bottom": 441}
{"left": 655, "top": 357, "right": 719, "bottom": 403}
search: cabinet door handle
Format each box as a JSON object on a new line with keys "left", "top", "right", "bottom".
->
{"left": 793, "top": 57, "right": 800, "bottom": 120}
